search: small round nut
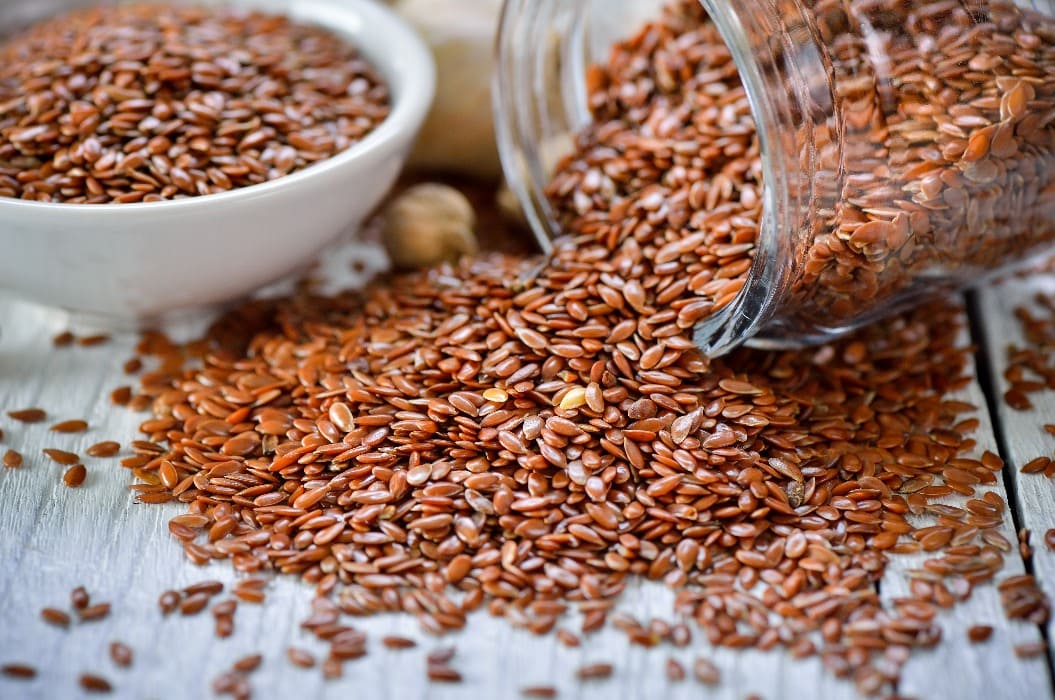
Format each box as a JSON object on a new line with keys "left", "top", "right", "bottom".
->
{"left": 382, "top": 183, "right": 478, "bottom": 269}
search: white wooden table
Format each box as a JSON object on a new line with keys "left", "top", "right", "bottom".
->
{"left": 1, "top": 241, "right": 1054, "bottom": 700}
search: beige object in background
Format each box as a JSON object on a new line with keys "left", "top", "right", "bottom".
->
{"left": 395, "top": 0, "right": 503, "bottom": 180}
{"left": 382, "top": 183, "right": 479, "bottom": 269}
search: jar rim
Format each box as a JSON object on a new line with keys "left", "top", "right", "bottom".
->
{"left": 493, "top": 0, "right": 810, "bottom": 355}
{"left": 688, "top": 0, "right": 793, "bottom": 356}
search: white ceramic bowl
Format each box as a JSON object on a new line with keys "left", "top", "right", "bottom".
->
{"left": 0, "top": 0, "right": 434, "bottom": 321}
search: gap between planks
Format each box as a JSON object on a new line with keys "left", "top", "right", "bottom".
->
{"left": 977, "top": 277, "right": 1055, "bottom": 684}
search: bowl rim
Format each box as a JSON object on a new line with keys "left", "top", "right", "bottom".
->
{"left": 0, "top": 0, "right": 436, "bottom": 214}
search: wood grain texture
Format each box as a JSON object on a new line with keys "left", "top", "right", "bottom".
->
{"left": 978, "top": 278, "right": 1055, "bottom": 671}
{"left": 0, "top": 266, "right": 1052, "bottom": 699}
{"left": 882, "top": 323, "right": 1049, "bottom": 698}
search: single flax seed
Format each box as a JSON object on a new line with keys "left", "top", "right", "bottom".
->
{"left": 233, "top": 654, "right": 263, "bottom": 673}
{"left": 52, "top": 331, "right": 74, "bottom": 347}
{"left": 2, "top": 663, "right": 36, "bottom": 679}
{"left": 426, "top": 664, "right": 462, "bottom": 683}
{"left": 381, "top": 636, "right": 416, "bottom": 649}
{"left": 158, "top": 590, "right": 180, "bottom": 615}
{"left": 967, "top": 625, "right": 993, "bottom": 643}
{"left": 63, "top": 464, "right": 87, "bottom": 487}
{"left": 576, "top": 663, "right": 613, "bottom": 680}
{"left": 1014, "top": 641, "right": 1047, "bottom": 658}
{"left": 43, "top": 448, "right": 79, "bottom": 465}
{"left": 41, "top": 607, "right": 70, "bottom": 628}
{"left": 287, "top": 648, "right": 315, "bottom": 669}
{"left": 50, "top": 419, "right": 88, "bottom": 433}
{"left": 71, "top": 586, "right": 89, "bottom": 610}
{"left": 86, "top": 441, "right": 121, "bottom": 458}
{"left": 79, "top": 602, "right": 110, "bottom": 621}
{"left": 7, "top": 408, "right": 45, "bottom": 423}
{"left": 109, "top": 642, "right": 133, "bottom": 667}
{"left": 79, "top": 673, "right": 113, "bottom": 693}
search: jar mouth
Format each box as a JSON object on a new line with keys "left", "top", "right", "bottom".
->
{"left": 494, "top": 0, "right": 797, "bottom": 356}
{"left": 493, "top": 0, "right": 582, "bottom": 257}
{"left": 689, "top": 0, "right": 788, "bottom": 357}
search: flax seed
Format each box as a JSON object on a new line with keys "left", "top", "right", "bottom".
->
{"left": 1014, "top": 641, "right": 1047, "bottom": 658}
{"left": 3, "top": 450, "right": 22, "bottom": 468}
{"left": 180, "top": 593, "right": 210, "bottom": 616}
{"left": 321, "top": 655, "right": 342, "bottom": 680}
{"left": 158, "top": 590, "right": 180, "bottom": 615}
{"left": 215, "top": 615, "right": 235, "bottom": 638}
{"left": 41, "top": 607, "right": 70, "bottom": 628}
{"left": 287, "top": 648, "right": 315, "bottom": 669}
{"left": 1, "top": 663, "right": 36, "bottom": 679}
{"left": 382, "top": 636, "right": 416, "bottom": 649}
{"left": 212, "top": 672, "right": 238, "bottom": 695}
{"left": 555, "top": 629, "right": 580, "bottom": 647}
{"left": 63, "top": 464, "right": 87, "bottom": 487}
{"left": 233, "top": 588, "right": 267, "bottom": 604}
{"left": 51, "top": 420, "right": 89, "bottom": 433}
{"left": 109, "top": 642, "right": 133, "bottom": 667}
{"left": 7, "top": 409, "right": 45, "bottom": 423}
{"left": 79, "top": 602, "right": 110, "bottom": 621}
{"left": 967, "top": 625, "right": 993, "bottom": 643}
{"left": 43, "top": 449, "right": 79, "bottom": 465}
{"left": 212, "top": 599, "right": 237, "bottom": 618}
{"left": 1021, "top": 457, "right": 1051, "bottom": 474}
{"left": 71, "top": 586, "right": 89, "bottom": 610}
{"left": 79, "top": 673, "right": 112, "bottom": 693}
{"left": 426, "top": 648, "right": 456, "bottom": 665}
{"left": 184, "top": 581, "right": 224, "bottom": 597}
{"left": 426, "top": 664, "right": 462, "bottom": 683}
{"left": 86, "top": 442, "right": 121, "bottom": 458}
{"left": 233, "top": 654, "right": 263, "bottom": 673}
{"left": 576, "top": 663, "right": 613, "bottom": 680}
{"left": 693, "top": 657, "right": 721, "bottom": 685}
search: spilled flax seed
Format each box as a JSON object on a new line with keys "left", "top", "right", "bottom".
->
{"left": 98, "top": 1, "right": 1054, "bottom": 697}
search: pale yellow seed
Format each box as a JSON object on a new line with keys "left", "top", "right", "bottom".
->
{"left": 328, "top": 402, "right": 354, "bottom": 433}
{"left": 483, "top": 388, "right": 509, "bottom": 403}
{"left": 558, "top": 386, "right": 587, "bottom": 411}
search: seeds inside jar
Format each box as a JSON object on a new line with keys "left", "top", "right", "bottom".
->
{"left": 545, "top": 0, "right": 1055, "bottom": 348}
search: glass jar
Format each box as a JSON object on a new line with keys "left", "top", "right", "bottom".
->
{"left": 494, "top": 0, "right": 1055, "bottom": 355}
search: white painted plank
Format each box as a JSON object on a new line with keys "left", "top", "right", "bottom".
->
{"left": 978, "top": 276, "right": 1055, "bottom": 670}
{"left": 882, "top": 320, "right": 1049, "bottom": 699}
{"left": 0, "top": 258, "right": 1049, "bottom": 699}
